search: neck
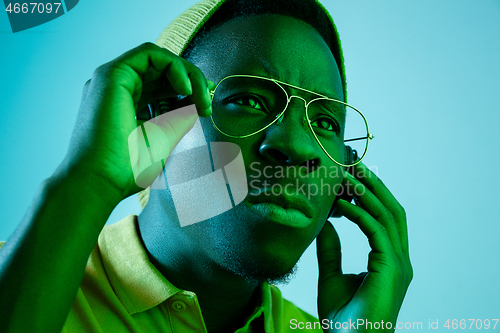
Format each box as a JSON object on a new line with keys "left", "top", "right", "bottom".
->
{"left": 137, "top": 203, "right": 262, "bottom": 333}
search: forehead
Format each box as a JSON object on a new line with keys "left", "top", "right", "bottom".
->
{"left": 191, "top": 15, "right": 344, "bottom": 100}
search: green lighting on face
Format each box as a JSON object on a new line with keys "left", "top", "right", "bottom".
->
{"left": 209, "top": 74, "right": 374, "bottom": 167}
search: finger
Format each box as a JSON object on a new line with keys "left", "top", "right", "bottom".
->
{"left": 141, "top": 71, "right": 216, "bottom": 107}
{"left": 350, "top": 163, "right": 409, "bottom": 254}
{"left": 316, "top": 221, "right": 343, "bottom": 280}
{"left": 335, "top": 199, "right": 396, "bottom": 259}
{"left": 185, "top": 64, "right": 212, "bottom": 117}
{"left": 118, "top": 43, "right": 188, "bottom": 88}
{"left": 128, "top": 104, "right": 198, "bottom": 188}
{"left": 139, "top": 77, "right": 216, "bottom": 115}
{"left": 141, "top": 68, "right": 168, "bottom": 95}
{"left": 164, "top": 57, "right": 193, "bottom": 96}
{"left": 343, "top": 172, "right": 403, "bottom": 256}
{"left": 116, "top": 43, "right": 209, "bottom": 117}
{"left": 141, "top": 67, "right": 162, "bottom": 91}
{"left": 316, "top": 221, "right": 367, "bottom": 319}
{"left": 206, "top": 79, "right": 216, "bottom": 91}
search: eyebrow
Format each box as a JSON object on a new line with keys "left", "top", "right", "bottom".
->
{"left": 256, "top": 58, "right": 342, "bottom": 100}
{"left": 257, "top": 58, "right": 281, "bottom": 79}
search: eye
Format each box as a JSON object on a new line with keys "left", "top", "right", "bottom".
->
{"left": 311, "top": 117, "right": 340, "bottom": 134}
{"left": 233, "top": 95, "right": 265, "bottom": 111}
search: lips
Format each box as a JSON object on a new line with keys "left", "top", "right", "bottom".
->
{"left": 247, "top": 191, "right": 314, "bottom": 217}
{"left": 245, "top": 190, "right": 315, "bottom": 228}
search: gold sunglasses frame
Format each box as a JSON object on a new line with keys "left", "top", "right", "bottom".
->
{"left": 209, "top": 74, "right": 374, "bottom": 167}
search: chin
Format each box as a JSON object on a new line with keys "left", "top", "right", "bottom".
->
{"left": 197, "top": 203, "right": 315, "bottom": 285}
{"left": 231, "top": 257, "right": 299, "bottom": 286}
{"left": 219, "top": 241, "right": 302, "bottom": 286}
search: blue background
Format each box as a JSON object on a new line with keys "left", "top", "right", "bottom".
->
{"left": 1, "top": 0, "right": 499, "bottom": 327}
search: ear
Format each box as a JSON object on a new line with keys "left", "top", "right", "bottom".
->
{"left": 344, "top": 144, "right": 357, "bottom": 165}
{"left": 328, "top": 145, "right": 357, "bottom": 219}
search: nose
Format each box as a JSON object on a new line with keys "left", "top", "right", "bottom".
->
{"left": 259, "top": 97, "right": 321, "bottom": 169}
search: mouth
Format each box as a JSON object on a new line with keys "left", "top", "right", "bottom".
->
{"left": 245, "top": 191, "right": 314, "bottom": 229}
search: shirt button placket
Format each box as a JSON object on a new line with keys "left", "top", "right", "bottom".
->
{"left": 172, "top": 300, "right": 186, "bottom": 312}
{"left": 169, "top": 292, "right": 207, "bottom": 332}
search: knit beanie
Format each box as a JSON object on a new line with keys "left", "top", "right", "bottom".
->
{"left": 138, "top": 0, "right": 346, "bottom": 209}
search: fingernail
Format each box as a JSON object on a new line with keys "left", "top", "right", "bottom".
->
{"left": 207, "top": 79, "right": 216, "bottom": 90}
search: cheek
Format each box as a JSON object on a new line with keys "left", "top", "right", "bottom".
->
{"left": 309, "top": 164, "right": 344, "bottom": 217}
{"left": 199, "top": 117, "right": 219, "bottom": 142}
{"left": 199, "top": 116, "right": 261, "bottom": 167}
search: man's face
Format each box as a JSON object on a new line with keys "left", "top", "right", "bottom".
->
{"left": 155, "top": 14, "right": 344, "bottom": 283}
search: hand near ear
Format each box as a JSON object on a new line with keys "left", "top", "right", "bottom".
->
{"left": 317, "top": 163, "right": 412, "bottom": 332}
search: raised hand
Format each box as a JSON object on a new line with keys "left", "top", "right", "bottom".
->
{"left": 60, "top": 42, "right": 213, "bottom": 201}
{"left": 317, "top": 162, "right": 412, "bottom": 332}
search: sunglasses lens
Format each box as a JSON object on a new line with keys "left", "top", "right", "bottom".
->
{"left": 211, "top": 76, "right": 287, "bottom": 137}
{"left": 308, "top": 99, "right": 369, "bottom": 166}
{"left": 211, "top": 76, "right": 371, "bottom": 166}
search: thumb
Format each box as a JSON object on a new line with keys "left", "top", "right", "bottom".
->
{"left": 128, "top": 104, "right": 198, "bottom": 188}
{"left": 316, "top": 221, "right": 343, "bottom": 281}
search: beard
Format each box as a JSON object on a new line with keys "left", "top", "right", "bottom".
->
{"left": 219, "top": 246, "right": 300, "bottom": 286}
{"left": 199, "top": 202, "right": 310, "bottom": 287}
{"left": 237, "top": 261, "right": 298, "bottom": 286}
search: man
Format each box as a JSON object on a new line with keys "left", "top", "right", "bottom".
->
{"left": 0, "top": 0, "right": 412, "bottom": 332}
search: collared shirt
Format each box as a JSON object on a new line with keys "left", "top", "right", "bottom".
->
{"left": 1, "top": 215, "right": 322, "bottom": 332}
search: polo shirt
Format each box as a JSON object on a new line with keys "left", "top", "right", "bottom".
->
{"left": 0, "top": 215, "right": 322, "bottom": 332}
